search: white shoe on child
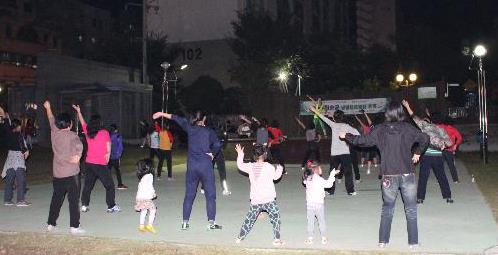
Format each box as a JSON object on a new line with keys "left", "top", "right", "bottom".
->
{"left": 321, "top": 237, "right": 328, "bottom": 245}
{"left": 304, "top": 237, "right": 313, "bottom": 245}
{"left": 70, "top": 226, "right": 86, "bottom": 235}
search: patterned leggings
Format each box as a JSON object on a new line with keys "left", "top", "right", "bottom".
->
{"left": 238, "top": 200, "right": 281, "bottom": 240}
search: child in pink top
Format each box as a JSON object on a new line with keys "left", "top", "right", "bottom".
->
{"left": 302, "top": 160, "right": 339, "bottom": 245}
{"left": 235, "top": 144, "right": 284, "bottom": 246}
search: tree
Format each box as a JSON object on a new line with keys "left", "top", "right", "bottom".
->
{"left": 229, "top": 11, "right": 306, "bottom": 91}
{"left": 178, "top": 76, "right": 225, "bottom": 114}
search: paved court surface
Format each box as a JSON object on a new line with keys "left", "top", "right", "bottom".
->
{"left": 0, "top": 160, "right": 497, "bottom": 254}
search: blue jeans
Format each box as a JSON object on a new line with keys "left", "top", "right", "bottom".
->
{"left": 4, "top": 168, "right": 26, "bottom": 203}
{"left": 379, "top": 173, "right": 418, "bottom": 245}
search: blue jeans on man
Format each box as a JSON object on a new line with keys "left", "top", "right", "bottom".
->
{"left": 379, "top": 173, "right": 418, "bottom": 245}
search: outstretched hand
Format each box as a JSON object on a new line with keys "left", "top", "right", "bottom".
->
{"left": 235, "top": 144, "right": 244, "bottom": 154}
{"left": 330, "top": 168, "right": 341, "bottom": 176}
{"left": 401, "top": 99, "right": 410, "bottom": 109}
{"left": 72, "top": 104, "right": 81, "bottom": 113}
{"left": 152, "top": 112, "right": 164, "bottom": 120}
{"left": 43, "top": 101, "right": 51, "bottom": 110}
{"left": 412, "top": 154, "right": 420, "bottom": 164}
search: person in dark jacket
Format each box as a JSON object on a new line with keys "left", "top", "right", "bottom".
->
{"left": 339, "top": 101, "right": 429, "bottom": 248}
{"left": 109, "top": 124, "right": 127, "bottom": 190}
{"left": 153, "top": 111, "right": 222, "bottom": 231}
{"left": 1, "top": 108, "right": 31, "bottom": 207}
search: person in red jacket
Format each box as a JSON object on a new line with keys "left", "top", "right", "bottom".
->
{"left": 433, "top": 117, "right": 463, "bottom": 183}
{"left": 268, "top": 120, "right": 286, "bottom": 175}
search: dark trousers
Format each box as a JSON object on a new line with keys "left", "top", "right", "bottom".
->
{"left": 417, "top": 155, "right": 452, "bottom": 200}
{"left": 350, "top": 147, "right": 361, "bottom": 180}
{"left": 149, "top": 148, "right": 160, "bottom": 166}
{"left": 213, "top": 150, "right": 227, "bottom": 184}
{"left": 4, "top": 168, "right": 26, "bottom": 202}
{"left": 328, "top": 154, "right": 355, "bottom": 194}
{"left": 108, "top": 159, "right": 123, "bottom": 186}
{"left": 442, "top": 150, "right": 459, "bottom": 182}
{"left": 270, "top": 144, "right": 285, "bottom": 171}
{"left": 301, "top": 142, "right": 321, "bottom": 167}
{"left": 183, "top": 157, "right": 216, "bottom": 221}
{"left": 47, "top": 175, "right": 80, "bottom": 228}
{"left": 379, "top": 173, "right": 418, "bottom": 245}
{"left": 157, "top": 149, "right": 172, "bottom": 178}
{"left": 81, "top": 163, "right": 116, "bottom": 209}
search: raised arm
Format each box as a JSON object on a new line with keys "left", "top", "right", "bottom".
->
{"left": 363, "top": 112, "right": 373, "bottom": 126}
{"left": 354, "top": 114, "right": 366, "bottom": 127}
{"left": 239, "top": 115, "right": 252, "bottom": 124}
{"left": 273, "top": 164, "right": 284, "bottom": 180}
{"left": 323, "top": 168, "right": 340, "bottom": 188}
{"left": 235, "top": 144, "right": 251, "bottom": 173}
{"left": 43, "top": 101, "right": 57, "bottom": 130}
{"left": 72, "top": 104, "right": 86, "bottom": 128}
{"left": 341, "top": 126, "right": 379, "bottom": 148}
{"left": 309, "top": 105, "right": 335, "bottom": 128}
{"left": 294, "top": 116, "right": 306, "bottom": 130}
{"left": 152, "top": 112, "right": 190, "bottom": 132}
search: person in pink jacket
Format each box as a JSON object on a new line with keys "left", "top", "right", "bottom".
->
{"left": 234, "top": 144, "right": 284, "bottom": 246}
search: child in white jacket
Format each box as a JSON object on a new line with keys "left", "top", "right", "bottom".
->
{"left": 134, "top": 159, "right": 157, "bottom": 233}
{"left": 302, "top": 160, "right": 339, "bottom": 245}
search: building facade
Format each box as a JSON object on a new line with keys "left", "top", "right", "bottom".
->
{"left": 147, "top": 0, "right": 394, "bottom": 89}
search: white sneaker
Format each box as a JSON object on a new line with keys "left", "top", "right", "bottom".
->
{"left": 47, "top": 224, "right": 56, "bottom": 232}
{"left": 167, "top": 177, "right": 174, "bottom": 181}
{"left": 107, "top": 205, "right": 121, "bottom": 213}
{"left": 70, "top": 227, "right": 86, "bottom": 235}
{"left": 222, "top": 190, "right": 231, "bottom": 196}
{"left": 348, "top": 192, "right": 357, "bottom": 196}
{"left": 367, "top": 168, "right": 371, "bottom": 175}
{"left": 81, "top": 205, "right": 89, "bottom": 212}
{"left": 355, "top": 179, "right": 361, "bottom": 184}
{"left": 200, "top": 189, "right": 205, "bottom": 194}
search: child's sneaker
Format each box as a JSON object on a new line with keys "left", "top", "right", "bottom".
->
{"left": 207, "top": 223, "right": 222, "bottom": 230}
{"left": 106, "top": 205, "right": 121, "bottom": 213}
{"left": 16, "top": 201, "right": 31, "bottom": 207}
{"left": 47, "top": 225, "right": 56, "bottom": 232}
{"left": 272, "top": 239, "right": 285, "bottom": 246}
{"left": 181, "top": 222, "right": 190, "bottom": 230}
{"left": 222, "top": 189, "right": 231, "bottom": 196}
{"left": 4, "top": 201, "right": 14, "bottom": 206}
{"left": 304, "top": 237, "right": 313, "bottom": 245}
{"left": 235, "top": 237, "right": 242, "bottom": 244}
{"left": 70, "top": 226, "right": 86, "bottom": 235}
{"left": 145, "top": 224, "right": 156, "bottom": 234}
{"left": 81, "top": 205, "right": 89, "bottom": 212}
{"left": 321, "top": 237, "right": 328, "bottom": 245}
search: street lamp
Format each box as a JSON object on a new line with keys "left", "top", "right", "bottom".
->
{"left": 473, "top": 44, "right": 488, "bottom": 163}
{"left": 395, "top": 72, "right": 418, "bottom": 87}
{"left": 276, "top": 69, "right": 303, "bottom": 96}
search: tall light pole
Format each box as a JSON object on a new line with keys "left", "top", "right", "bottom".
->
{"left": 473, "top": 44, "right": 488, "bottom": 163}
{"left": 142, "top": 0, "right": 148, "bottom": 84}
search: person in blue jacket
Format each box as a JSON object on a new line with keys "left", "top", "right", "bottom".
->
{"left": 108, "top": 124, "right": 127, "bottom": 190}
{"left": 153, "top": 111, "right": 222, "bottom": 230}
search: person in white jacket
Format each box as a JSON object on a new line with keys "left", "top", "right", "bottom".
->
{"left": 134, "top": 159, "right": 157, "bottom": 233}
{"left": 302, "top": 160, "right": 340, "bottom": 245}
